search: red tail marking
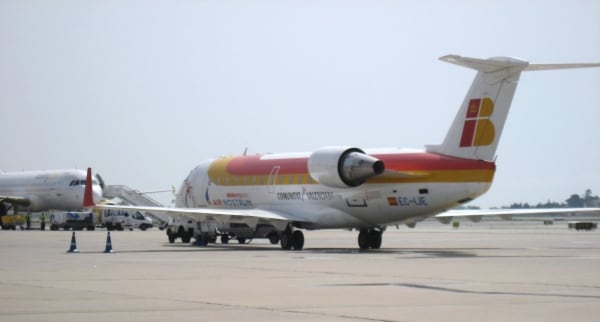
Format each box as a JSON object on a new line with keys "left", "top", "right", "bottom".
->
{"left": 83, "top": 167, "right": 95, "bottom": 208}
{"left": 459, "top": 119, "right": 477, "bottom": 147}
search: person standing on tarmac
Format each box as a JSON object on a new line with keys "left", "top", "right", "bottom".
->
{"left": 40, "top": 212, "right": 45, "bottom": 231}
{"left": 25, "top": 213, "right": 31, "bottom": 230}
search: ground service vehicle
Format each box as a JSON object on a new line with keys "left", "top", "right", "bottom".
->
{"left": 49, "top": 212, "right": 96, "bottom": 231}
{"left": 101, "top": 209, "right": 153, "bottom": 231}
{"left": 166, "top": 216, "right": 195, "bottom": 243}
{"left": 0, "top": 214, "right": 25, "bottom": 230}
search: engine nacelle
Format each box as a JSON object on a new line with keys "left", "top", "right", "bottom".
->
{"left": 307, "top": 146, "right": 385, "bottom": 188}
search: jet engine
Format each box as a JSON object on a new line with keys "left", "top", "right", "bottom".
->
{"left": 307, "top": 146, "right": 385, "bottom": 188}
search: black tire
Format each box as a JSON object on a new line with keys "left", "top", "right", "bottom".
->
{"left": 50, "top": 225, "right": 58, "bottom": 231}
{"left": 368, "top": 229, "right": 382, "bottom": 249}
{"left": 292, "top": 230, "right": 304, "bottom": 250}
{"left": 237, "top": 238, "right": 246, "bottom": 244}
{"left": 181, "top": 231, "right": 192, "bottom": 243}
{"left": 168, "top": 233, "right": 176, "bottom": 243}
{"left": 280, "top": 231, "right": 293, "bottom": 250}
{"left": 268, "top": 232, "right": 279, "bottom": 245}
{"left": 221, "top": 235, "right": 229, "bottom": 244}
{"left": 140, "top": 224, "right": 147, "bottom": 231}
{"left": 358, "top": 229, "right": 369, "bottom": 249}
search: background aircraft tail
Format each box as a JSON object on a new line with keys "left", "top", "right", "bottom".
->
{"left": 427, "top": 55, "right": 600, "bottom": 161}
{"left": 83, "top": 167, "right": 95, "bottom": 208}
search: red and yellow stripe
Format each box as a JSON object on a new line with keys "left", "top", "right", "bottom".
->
{"left": 207, "top": 153, "right": 495, "bottom": 186}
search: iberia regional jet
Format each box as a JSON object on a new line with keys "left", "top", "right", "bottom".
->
{"left": 87, "top": 55, "right": 600, "bottom": 250}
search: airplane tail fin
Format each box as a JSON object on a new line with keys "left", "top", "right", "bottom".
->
{"left": 426, "top": 55, "right": 600, "bottom": 161}
{"left": 83, "top": 167, "right": 95, "bottom": 208}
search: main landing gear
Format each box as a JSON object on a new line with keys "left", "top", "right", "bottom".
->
{"left": 358, "top": 228, "right": 382, "bottom": 250}
{"left": 280, "top": 228, "right": 304, "bottom": 250}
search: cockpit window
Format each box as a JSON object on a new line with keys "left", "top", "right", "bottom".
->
{"left": 68, "top": 179, "right": 99, "bottom": 186}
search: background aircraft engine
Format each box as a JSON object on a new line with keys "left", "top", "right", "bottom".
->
{"left": 307, "top": 146, "right": 385, "bottom": 188}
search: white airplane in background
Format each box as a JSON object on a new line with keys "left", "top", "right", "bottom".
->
{"left": 86, "top": 55, "right": 600, "bottom": 250}
{"left": 0, "top": 169, "right": 104, "bottom": 217}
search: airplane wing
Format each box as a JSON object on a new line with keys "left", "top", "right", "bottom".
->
{"left": 0, "top": 196, "right": 31, "bottom": 207}
{"left": 95, "top": 204, "right": 310, "bottom": 225}
{"left": 434, "top": 207, "right": 600, "bottom": 224}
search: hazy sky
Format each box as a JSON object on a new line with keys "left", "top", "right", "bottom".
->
{"left": 1, "top": 0, "right": 599, "bottom": 208}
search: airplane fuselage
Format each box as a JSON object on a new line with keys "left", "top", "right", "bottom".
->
{"left": 0, "top": 169, "right": 103, "bottom": 213}
{"left": 175, "top": 149, "right": 495, "bottom": 229}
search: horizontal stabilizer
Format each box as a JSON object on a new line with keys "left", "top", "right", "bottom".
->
{"left": 525, "top": 62, "right": 600, "bottom": 71}
{"left": 440, "top": 55, "right": 528, "bottom": 72}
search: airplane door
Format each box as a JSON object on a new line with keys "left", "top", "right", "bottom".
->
{"left": 267, "top": 166, "right": 280, "bottom": 193}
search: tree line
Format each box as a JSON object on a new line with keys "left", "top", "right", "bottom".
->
{"left": 504, "top": 189, "right": 599, "bottom": 209}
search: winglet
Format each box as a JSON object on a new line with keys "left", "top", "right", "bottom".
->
{"left": 83, "top": 167, "right": 95, "bottom": 208}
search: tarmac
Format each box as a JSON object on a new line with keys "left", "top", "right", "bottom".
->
{"left": 0, "top": 220, "right": 599, "bottom": 322}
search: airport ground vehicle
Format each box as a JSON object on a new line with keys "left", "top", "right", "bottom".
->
{"left": 166, "top": 216, "right": 195, "bottom": 243}
{"left": 0, "top": 214, "right": 25, "bottom": 230}
{"left": 166, "top": 215, "right": 280, "bottom": 245}
{"left": 101, "top": 209, "right": 153, "bottom": 231}
{"left": 568, "top": 221, "right": 597, "bottom": 231}
{"left": 50, "top": 212, "right": 97, "bottom": 231}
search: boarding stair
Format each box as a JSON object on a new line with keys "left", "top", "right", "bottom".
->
{"left": 103, "top": 185, "right": 172, "bottom": 227}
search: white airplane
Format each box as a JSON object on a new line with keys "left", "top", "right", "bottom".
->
{"left": 0, "top": 169, "right": 104, "bottom": 217}
{"left": 87, "top": 55, "right": 600, "bottom": 250}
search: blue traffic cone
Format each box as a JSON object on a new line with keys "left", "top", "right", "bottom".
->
{"left": 67, "top": 232, "right": 79, "bottom": 253}
{"left": 104, "top": 231, "right": 114, "bottom": 253}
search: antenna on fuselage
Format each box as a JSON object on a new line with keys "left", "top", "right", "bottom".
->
{"left": 243, "top": 147, "right": 248, "bottom": 156}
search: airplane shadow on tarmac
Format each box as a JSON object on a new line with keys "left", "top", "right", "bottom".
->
{"left": 101, "top": 243, "right": 486, "bottom": 258}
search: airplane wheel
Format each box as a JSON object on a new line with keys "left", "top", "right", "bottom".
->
{"left": 292, "top": 230, "right": 304, "bottom": 250}
{"left": 358, "top": 229, "right": 369, "bottom": 249}
{"left": 237, "top": 238, "right": 246, "bottom": 244}
{"left": 280, "top": 230, "right": 293, "bottom": 250}
{"left": 368, "top": 229, "right": 382, "bottom": 249}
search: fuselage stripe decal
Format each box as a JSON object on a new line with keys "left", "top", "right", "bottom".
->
{"left": 206, "top": 153, "right": 495, "bottom": 186}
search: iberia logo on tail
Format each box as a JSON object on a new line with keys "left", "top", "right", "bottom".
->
{"left": 459, "top": 97, "right": 495, "bottom": 147}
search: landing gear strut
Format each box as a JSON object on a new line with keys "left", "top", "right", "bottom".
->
{"left": 280, "top": 228, "right": 304, "bottom": 250}
{"left": 358, "top": 228, "right": 382, "bottom": 250}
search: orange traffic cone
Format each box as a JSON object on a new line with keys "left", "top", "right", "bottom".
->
{"left": 104, "top": 231, "right": 114, "bottom": 253}
{"left": 67, "top": 232, "right": 79, "bottom": 253}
